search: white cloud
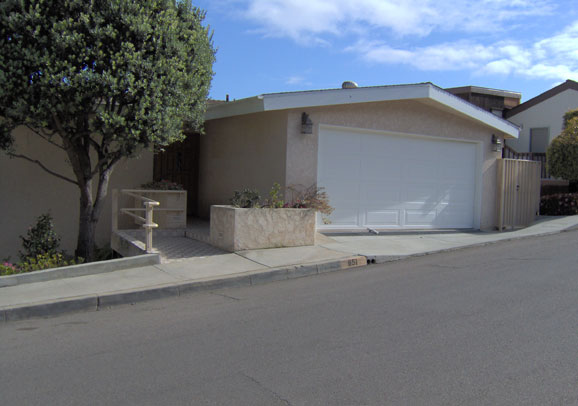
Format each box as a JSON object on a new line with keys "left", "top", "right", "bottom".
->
{"left": 350, "top": 22, "right": 578, "bottom": 82}
{"left": 242, "top": 0, "right": 554, "bottom": 42}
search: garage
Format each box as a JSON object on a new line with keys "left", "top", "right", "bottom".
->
{"left": 317, "top": 126, "right": 479, "bottom": 230}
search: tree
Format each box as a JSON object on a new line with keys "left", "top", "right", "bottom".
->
{"left": 547, "top": 114, "right": 578, "bottom": 184}
{"left": 0, "top": 0, "right": 215, "bottom": 261}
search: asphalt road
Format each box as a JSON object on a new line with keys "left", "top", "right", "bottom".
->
{"left": 2, "top": 230, "right": 578, "bottom": 405}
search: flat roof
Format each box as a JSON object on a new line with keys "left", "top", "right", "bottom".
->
{"left": 206, "top": 82, "right": 519, "bottom": 138}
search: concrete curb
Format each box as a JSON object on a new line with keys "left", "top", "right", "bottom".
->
{"left": 0, "top": 255, "right": 366, "bottom": 322}
{"left": 0, "top": 254, "right": 161, "bottom": 288}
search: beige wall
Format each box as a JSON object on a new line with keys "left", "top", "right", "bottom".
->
{"left": 285, "top": 100, "right": 504, "bottom": 230}
{"left": 198, "top": 111, "right": 288, "bottom": 217}
{"left": 0, "top": 127, "right": 153, "bottom": 261}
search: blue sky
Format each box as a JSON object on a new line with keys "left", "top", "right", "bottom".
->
{"left": 195, "top": 0, "right": 578, "bottom": 103}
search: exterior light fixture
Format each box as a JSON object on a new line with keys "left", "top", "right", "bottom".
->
{"left": 301, "top": 112, "right": 313, "bottom": 134}
{"left": 491, "top": 134, "right": 502, "bottom": 153}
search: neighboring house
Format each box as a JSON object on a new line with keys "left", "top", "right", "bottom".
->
{"left": 445, "top": 85, "right": 522, "bottom": 117}
{"left": 193, "top": 82, "right": 519, "bottom": 231}
{"left": 505, "top": 80, "right": 578, "bottom": 153}
{"left": 0, "top": 126, "right": 153, "bottom": 260}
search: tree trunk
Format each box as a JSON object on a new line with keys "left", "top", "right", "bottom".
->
{"left": 76, "top": 180, "right": 97, "bottom": 261}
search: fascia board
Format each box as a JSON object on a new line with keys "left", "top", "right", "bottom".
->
{"left": 428, "top": 86, "right": 520, "bottom": 139}
{"left": 261, "top": 85, "right": 430, "bottom": 111}
{"left": 205, "top": 96, "right": 265, "bottom": 120}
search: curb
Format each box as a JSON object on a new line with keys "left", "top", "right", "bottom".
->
{"left": 0, "top": 255, "right": 367, "bottom": 322}
{"left": 0, "top": 254, "right": 161, "bottom": 288}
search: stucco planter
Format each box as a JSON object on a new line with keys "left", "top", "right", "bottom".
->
{"left": 210, "top": 205, "right": 316, "bottom": 252}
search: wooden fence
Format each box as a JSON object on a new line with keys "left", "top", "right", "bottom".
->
{"left": 502, "top": 145, "right": 548, "bottom": 178}
{"left": 497, "top": 159, "right": 542, "bottom": 231}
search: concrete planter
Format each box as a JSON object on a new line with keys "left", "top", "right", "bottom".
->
{"left": 210, "top": 205, "right": 316, "bottom": 252}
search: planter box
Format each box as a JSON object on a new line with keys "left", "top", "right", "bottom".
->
{"left": 210, "top": 205, "right": 316, "bottom": 252}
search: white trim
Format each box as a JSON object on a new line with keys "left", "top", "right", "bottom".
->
{"left": 206, "top": 83, "right": 519, "bottom": 139}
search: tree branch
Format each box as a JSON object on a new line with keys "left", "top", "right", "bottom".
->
{"left": 8, "top": 153, "right": 78, "bottom": 186}
{"left": 25, "top": 124, "right": 66, "bottom": 151}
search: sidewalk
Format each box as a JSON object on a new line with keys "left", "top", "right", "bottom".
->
{"left": 2, "top": 215, "right": 578, "bottom": 322}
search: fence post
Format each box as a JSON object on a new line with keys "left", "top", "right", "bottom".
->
{"left": 143, "top": 201, "right": 160, "bottom": 253}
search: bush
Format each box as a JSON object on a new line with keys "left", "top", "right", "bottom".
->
{"left": 19, "top": 213, "right": 61, "bottom": 261}
{"left": 141, "top": 180, "right": 184, "bottom": 190}
{"left": 0, "top": 262, "right": 18, "bottom": 276}
{"left": 547, "top": 116, "right": 578, "bottom": 182}
{"left": 540, "top": 193, "right": 578, "bottom": 215}
{"left": 17, "top": 253, "right": 83, "bottom": 274}
{"left": 230, "top": 188, "right": 261, "bottom": 208}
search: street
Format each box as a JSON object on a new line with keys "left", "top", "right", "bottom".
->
{"left": 2, "top": 230, "right": 578, "bottom": 405}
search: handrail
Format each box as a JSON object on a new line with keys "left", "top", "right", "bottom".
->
{"left": 113, "top": 189, "right": 160, "bottom": 253}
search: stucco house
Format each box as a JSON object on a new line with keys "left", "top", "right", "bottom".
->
{"left": 196, "top": 82, "right": 519, "bottom": 231}
{"left": 505, "top": 80, "right": 578, "bottom": 153}
{"left": 1, "top": 81, "right": 520, "bottom": 260}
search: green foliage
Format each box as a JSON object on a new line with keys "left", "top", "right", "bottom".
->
{"left": 1, "top": 262, "right": 18, "bottom": 276}
{"left": 0, "top": 254, "right": 83, "bottom": 276}
{"left": 17, "top": 253, "right": 83, "bottom": 274}
{"left": 266, "top": 182, "right": 285, "bottom": 208}
{"left": 540, "top": 193, "right": 578, "bottom": 215}
{"left": 141, "top": 180, "right": 184, "bottom": 190}
{"left": 19, "top": 213, "right": 61, "bottom": 261}
{"left": 547, "top": 116, "right": 578, "bottom": 181}
{"left": 230, "top": 189, "right": 261, "bottom": 208}
{"left": 563, "top": 109, "right": 578, "bottom": 130}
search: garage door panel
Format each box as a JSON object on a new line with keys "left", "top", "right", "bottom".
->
{"left": 361, "top": 182, "right": 402, "bottom": 205}
{"left": 365, "top": 210, "right": 400, "bottom": 226}
{"left": 318, "top": 155, "right": 361, "bottom": 180}
{"left": 404, "top": 183, "right": 439, "bottom": 203}
{"left": 318, "top": 128, "right": 477, "bottom": 230}
{"left": 361, "top": 160, "right": 402, "bottom": 180}
{"left": 322, "top": 179, "right": 360, "bottom": 205}
{"left": 405, "top": 210, "right": 437, "bottom": 226}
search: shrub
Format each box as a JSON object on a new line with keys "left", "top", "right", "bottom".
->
{"left": 0, "top": 262, "right": 18, "bottom": 276}
{"left": 17, "top": 253, "right": 83, "bottom": 274}
{"left": 547, "top": 116, "right": 578, "bottom": 182}
{"left": 230, "top": 188, "right": 261, "bottom": 208}
{"left": 141, "top": 180, "right": 184, "bottom": 190}
{"left": 19, "top": 213, "right": 61, "bottom": 261}
{"left": 540, "top": 193, "right": 578, "bottom": 216}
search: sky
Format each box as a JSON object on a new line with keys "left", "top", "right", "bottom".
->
{"left": 194, "top": 0, "right": 578, "bottom": 103}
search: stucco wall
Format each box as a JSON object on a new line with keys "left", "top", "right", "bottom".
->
{"left": 507, "top": 89, "right": 578, "bottom": 152}
{"left": 284, "top": 100, "right": 504, "bottom": 230}
{"left": 198, "top": 111, "right": 288, "bottom": 218}
{"left": 0, "top": 127, "right": 153, "bottom": 261}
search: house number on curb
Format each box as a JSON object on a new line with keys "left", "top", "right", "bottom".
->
{"left": 348, "top": 259, "right": 358, "bottom": 266}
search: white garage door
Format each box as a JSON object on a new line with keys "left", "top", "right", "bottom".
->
{"left": 317, "top": 127, "right": 478, "bottom": 229}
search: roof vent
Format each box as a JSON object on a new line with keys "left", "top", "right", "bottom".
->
{"left": 342, "top": 81, "right": 358, "bottom": 89}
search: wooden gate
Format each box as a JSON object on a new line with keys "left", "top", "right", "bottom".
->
{"left": 497, "top": 159, "right": 541, "bottom": 230}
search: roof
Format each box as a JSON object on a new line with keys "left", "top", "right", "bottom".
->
{"left": 206, "top": 82, "right": 519, "bottom": 139}
{"left": 445, "top": 85, "right": 521, "bottom": 100}
{"left": 505, "top": 80, "right": 578, "bottom": 118}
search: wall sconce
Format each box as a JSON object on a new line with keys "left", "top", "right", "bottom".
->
{"left": 301, "top": 112, "right": 313, "bottom": 134}
{"left": 491, "top": 134, "right": 502, "bottom": 153}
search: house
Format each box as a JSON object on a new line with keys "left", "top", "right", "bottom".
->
{"left": 1, "top": 81, "right": 522, "bottom": 261}
{"left": 505, "top": 80, "right": 578, "bottom": 153}
{"left": 445, "top": 86, "right": 521, "bottom": 117}
{"left": 192, "top": 82, "right": 519, "bottom": 231}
